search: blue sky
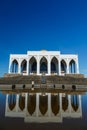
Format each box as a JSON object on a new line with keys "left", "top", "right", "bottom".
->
{"left": 0, "top": 0, "right": 87, "bottom": 77}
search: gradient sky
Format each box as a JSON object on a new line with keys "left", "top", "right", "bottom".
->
{"left": 0, "top": 0, "right": 87, "bottom": 77}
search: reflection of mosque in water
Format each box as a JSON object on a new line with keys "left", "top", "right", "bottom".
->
{"left": 5, "top": 93, "right": 82, "bottom": 122}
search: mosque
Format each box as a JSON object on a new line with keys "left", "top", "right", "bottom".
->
{"left": 8, "top": 50, "right": 79, "bottom": 76}
{"left": 0, "top": 50, "right": 86, "bottom": 123}
{"left": 1, "top": 50, "right": 86, "bottom": 91}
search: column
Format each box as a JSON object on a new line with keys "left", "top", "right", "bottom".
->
{"left": 36, "top": 93, "right": 39, "bottom": 117}
{"left": 8, "top": 63, "right": 11, "bottom": 73}
{"left": 37, "top": 56, "right": 40, "bottom": 75}
{"left": 5, "top": 94, "right": 9, "bottom": 113}
{"left": 48, "top": 93, "right": 51, "bottom": 116}
{"left": 27, "top": 59, "right": 29, "bottom": 75}
{"left": 76, "top": 60, "right": 79, "bottom": 74}
{"left": 58, "top": 59, "right": 61, "bottom": 75}
{"left": 68, "top": 95, "right": 71, "bottom": 113}
{"left": 8, "top": 59, "right": 11, "bottom": 73}
{"left": 16, "top": 94, "right": 19, "bottom": 112}
{"left": 78, "top": 95, "right": 82, "bottom": 115}
{"left": 25, "top": 93, "right": 28, "bottom": 112}
{"left": 18, "top": 61, "right": 21, "bottom": 74}
{"left": 67, "top": 61, "right": 69, "bottom": 74}
{"left": 59, "top": 93, "right": 62, "bottom": 111}
{"left": 48, "top": 56, "right": 51, "bottom": 75}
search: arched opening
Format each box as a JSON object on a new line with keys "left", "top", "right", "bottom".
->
{"left": 40, "top": 57, "right": 48, "bottom": 74}
{"left": 51, "top": 57, "right": 58, "bottom": 74}
{"left": 62, "top": 94, "right": 68, "bottom": 111}
{"left": 11, "top": 59, "right": 18, "bottom": 73}
{"left": 21, "top": 59, "right": 27, "bottom": 74}
{"left": 61, "top": 60, "right": 67, "bottom": 75}
{"left": 27, "top": 94, "right": 36, "bottom": 115}
{"left": 71, "top": 95, "right": 79, "bottom": 111}
{"left": 29, "top": 57, "right": 37, "bottom": 74}
{"left": 69, "top": 60, "right": 76, "bottom": 73}
{"left": 51, "top": 94, "right": 60, "bottom": 115}
{"left": 19, "top": 94, "right": 25, "bottom": 111}
{"left": 39, "top": 95, "right": 48, "bottom": 115}
{"left": 8, "top": 94, "right": 16, "bottom": 111}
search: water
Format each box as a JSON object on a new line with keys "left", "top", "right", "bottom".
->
{"left": 0, "top": 90, "right": 87, "bottom": 130}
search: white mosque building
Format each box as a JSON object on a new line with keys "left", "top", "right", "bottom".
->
{"left": 8, "top": 50, "right": 79, "bottom": 76}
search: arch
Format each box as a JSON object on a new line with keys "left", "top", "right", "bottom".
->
{"left": 21, "top": 59, "right": 27, "bottom": 74}
{"left": 10, "top": 59, "right": 18, "bottom": 73}
{"left": 51, "top": 57, "right": 58, "bottom": 74}
{"left": 19, "top": 94, "right": 25, "bottom": 111}
{"left": 51, "top": 94, "right": 60, "bottom": 115}
{"left": 69, "top": 59, "right": 76, "bottom": 73}
{"left": 61, "top": 59, "right": 67, "bottom": 75}
{"left": 71, "top": 95, "right": 79, "bottom": 111}
{"left": 62, "top": 95, "right": 68, "bottom": 111}
{"left": 29, "top": 57, "right": 37, "bottom": 74}
{"left": 27, "top": 94, "right": 36, "bottom": 115}
{"left": 40, "top": 57, "right": 48, "bottom": 74}
{"left": 39, "top": 95, "right": 48, "bottom": 115}
{"left": 8, "top": 94, "right": 16, "bottom": 111}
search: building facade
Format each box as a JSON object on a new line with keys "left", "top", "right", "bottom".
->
{"left": 8, "top": 50, "right": 79, "bottom": 75}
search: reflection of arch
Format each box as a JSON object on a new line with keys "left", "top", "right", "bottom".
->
{"left": 51, "top": 57, "right": 58, "bottom": 74}
{"left": 62, "top": 95, "right": 68, "bottom": 111}
{"left": 21, "top": 59, "right": 27, "bottom": 74}
{"left": 8, "top": 94, "right": 16, "bottom": 111}
{"left": 69, "top": 60, "right": 76, "bottom": 73}
{"left": 11, "top": 59, "right": 18, "bottom": 73}
{"left": 29, "top": 57, "right": 37, "bottom": 74}
{"left": 39, "top": 95, "right": 48, "bottom": 115}
{"left": 19, "top": 94, "right": 25, "bottom": 111}
{"left": 51, "top": 94, "right": 60, "bottom": 115}
{"left": 40, "top": 57, "right": 48, "bottom": 73}
{"left": 71, "top": 95, "right": 79, "bottom": 111}
{"left": 27, "top": 94, "right": 36, "bottom": 115}
{"left": 61, "top": 60, "right": 67, "bottom": 75}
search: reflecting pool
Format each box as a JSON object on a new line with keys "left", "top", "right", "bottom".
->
{"left": 0, "top": 90, "right": 87, "bottom": 130}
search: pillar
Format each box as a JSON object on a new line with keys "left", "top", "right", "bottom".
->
{"left": 48, "top": 56, "right": 51, "bottom": 75}
{"left": 68, "top": 95, "right": 71, "bottom": 113}
{"left": 76, "top": 60, "right": 79, "bottom": 74}
{"left": 25, "top": 93, "right": 28, "bottom": 112}
{"left": 8, "top": 62, "right": 11, "bottom": 73}
{"left": 16, "top": 94, "right": 19, "bottom": 112}
{"left": 18, "top": 61, "right": 21, "bottom": 74}
{"left": 27, "top": 59, "right": 29, "bottom": 75}
{"left": 58, "top": 59, "right": 61, "bottom": 75}
{"left": 8, "top": 57, "right": 11, "bottom": 73}
{"left": 67, "top": 61, "right": 69, "bottom": 74}
{"left": 5, "top": 94, "right": 9, "bottom": 113}
{"left": 78, "top": 95, "right": 82, "bottom": 114}
{"left": 48, "top": 93, "right": 51, "bottom": 116}
{"left": 37, "top": 56, "right": 40, "bottom": 75}
{"left": 36, "top": 93, "right": 39, "bottom": 117}
{"left": 59, "top": 93, "right": 62, "bottom": 111}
